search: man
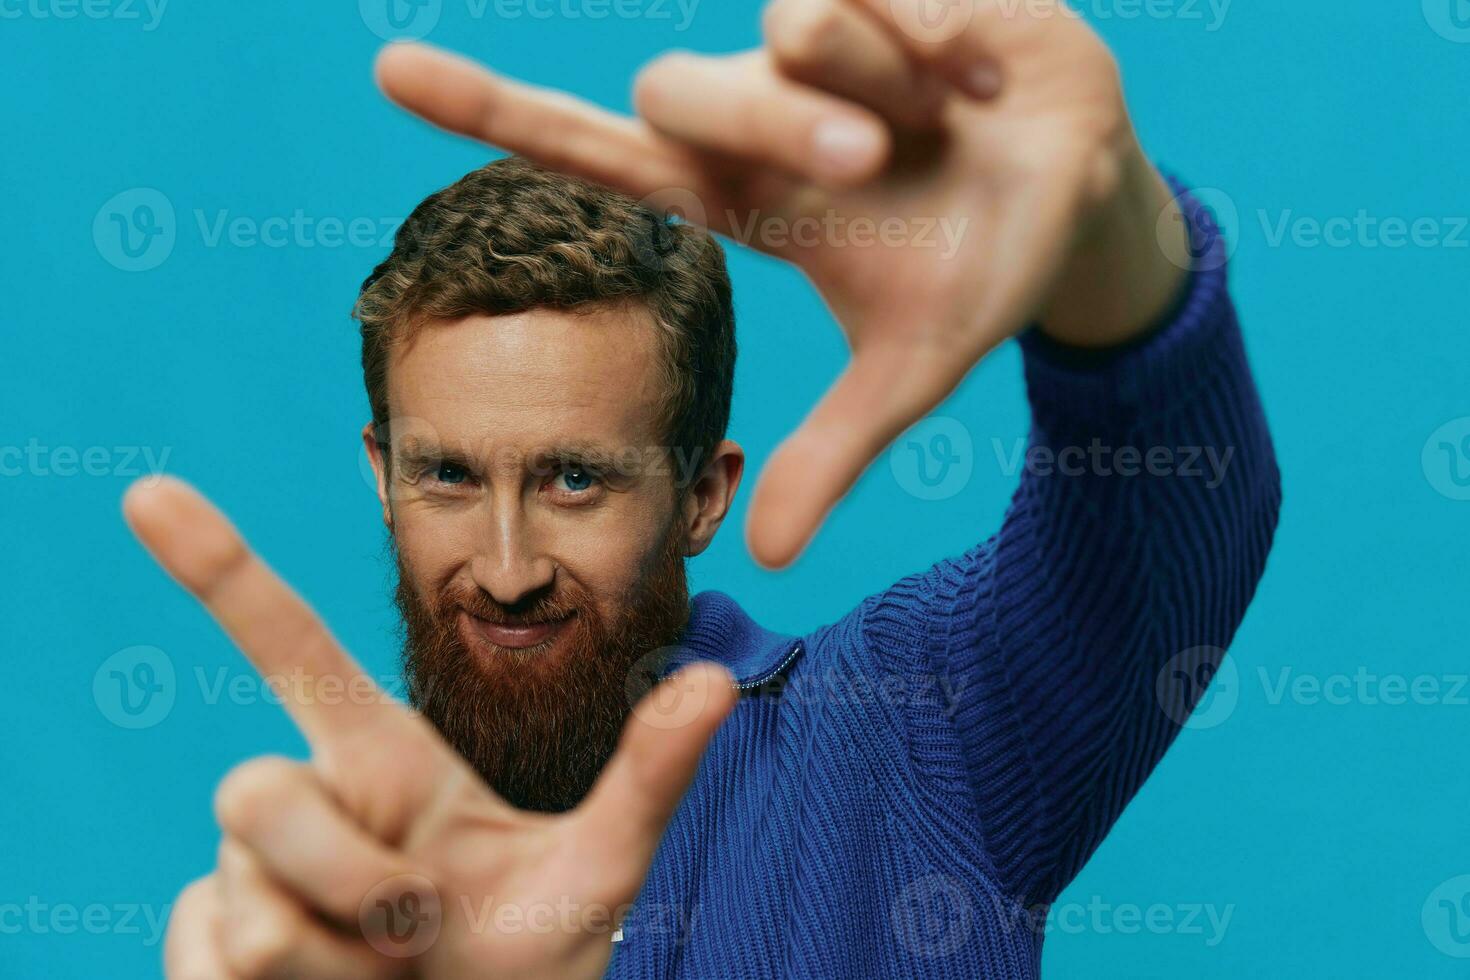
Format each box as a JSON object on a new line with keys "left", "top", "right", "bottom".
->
{"left": 135, "top": 1, "right": 1280, "bottom": 977}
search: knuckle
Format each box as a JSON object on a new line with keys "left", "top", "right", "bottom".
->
{"left": 168, "top": 965, "right": 216, "bottom": 980}
{"left": 899, "top": 14, "right": 988, "bottom": 68}
{"left": 179, "top": 877, "right": 219, "bottom": 925}
{"left": 167, "top": 960, "right": 219, "bottom": 980}
{"left": 632, "top": 50, "right": 694, "bottom": 118}
{"left": 923, "top": 32, "right": 971, "bottom": 67}
{"left": 764, "top": 0, "right": 841, "bottom": 67}
{"left": 186, "top": 521, "right": 253, "bottom": 602}
{"left": 213, "top": 756, "right": 300, "bottom": 836}
{"left": 227, "top": 919, "right": 300, "bottom": 979}
{"left": 173, "top": 875, "right": 214, "bottom": 913}
{"left": 163, "top": 878, "right": 219, "bottom": 980}
{"left": 216, "top": 836, "right": 250, "bottom": 878}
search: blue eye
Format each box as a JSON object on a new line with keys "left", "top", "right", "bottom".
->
{"left": 554, "top": 465, "right": 595, "bottom": 493}
{"left": 434, "top": 461, "right": 469, "bottom": 485}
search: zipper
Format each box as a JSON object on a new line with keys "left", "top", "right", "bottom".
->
{"left": 733, "top": 640, "right": 804, "bottom": 691}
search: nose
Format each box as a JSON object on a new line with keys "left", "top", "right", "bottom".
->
{"left": 467, "top": 508, "right": 558, "bottom": 608}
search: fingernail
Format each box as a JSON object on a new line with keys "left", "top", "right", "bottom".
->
{"left": 812, "top": 118, "right": 884, "bottom": 179}
{"left": 965, "top": 62, "right": 1004, "bottom": 99}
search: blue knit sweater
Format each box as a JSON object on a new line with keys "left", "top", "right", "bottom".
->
{"left": 606, "top": 189, "right": 1282, "bottom": 979}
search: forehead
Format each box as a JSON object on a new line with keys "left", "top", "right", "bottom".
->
{"left": 386, "top": 303, "right": 666, "bottom": 454}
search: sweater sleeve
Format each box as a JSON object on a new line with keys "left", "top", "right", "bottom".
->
{"left": 860, "top": 183, "right": 1282, "bottom": 908}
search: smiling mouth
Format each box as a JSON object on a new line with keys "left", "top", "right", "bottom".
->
{"left": 457, "top": 609, "right": 574, "bottom": 653}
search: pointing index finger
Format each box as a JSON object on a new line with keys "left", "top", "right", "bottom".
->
{"left": 373, "top": 42, "right": 721, "bottom": 208}
{"left": 123, "top": 476, "right": 404, "bottom": 750}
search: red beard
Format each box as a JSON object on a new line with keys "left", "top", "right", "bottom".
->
{"left": 394, "top": 525, "right": 691, "bottom": 812}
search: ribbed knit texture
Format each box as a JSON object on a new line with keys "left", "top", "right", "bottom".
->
{"left": 606, "top": 186, "right": 1282, "bottom": 979}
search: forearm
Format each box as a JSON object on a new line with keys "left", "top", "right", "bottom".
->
{"left": 1038, "top": 143, "right": 1193, "bottom": 349}
{"left": 933, "top": 184, "right": 1280, "bottom": 904}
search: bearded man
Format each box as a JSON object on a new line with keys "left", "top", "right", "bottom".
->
{"left": 133, "top": 2, "right": 1281, "bottom": 977}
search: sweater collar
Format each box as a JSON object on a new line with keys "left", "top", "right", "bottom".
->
{"left": 665, "top": 590, "right": 804, "bottom": 690}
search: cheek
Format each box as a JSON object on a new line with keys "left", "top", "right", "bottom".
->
{"left": 391, "top": 509, "right": 475, "bottom": 595}
{"left": 548, "top": 514, "right": 671, "bottom": 610}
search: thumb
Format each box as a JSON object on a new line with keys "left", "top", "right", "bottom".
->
{"left": 577, "top": 663, "right": 736, "bottom": 871}
{"left": 745, "top": 344, "right": 973, "bottom": 568}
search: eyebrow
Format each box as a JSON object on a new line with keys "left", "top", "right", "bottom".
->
{"left": 389, "top": 440, "right": 635, "bottom": 477}
{"left": 390, "top": 442, "right": 475, "bottom": 475}
{"left": 527, "top": 443, "right": 632, "bottom": 476}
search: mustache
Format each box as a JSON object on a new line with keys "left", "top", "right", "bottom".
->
{"left": 434, "top": 582, "right": 586, "bottom": 628}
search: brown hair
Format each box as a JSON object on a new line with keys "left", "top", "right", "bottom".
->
{"left": 354, "top": 156, "right": 736, "bottom": 480}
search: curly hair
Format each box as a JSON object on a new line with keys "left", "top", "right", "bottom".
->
{"left": 354, "top": 156, "right": 736, "bottom": 477}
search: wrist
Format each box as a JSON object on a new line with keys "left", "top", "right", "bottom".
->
{"left": 1037, "top": 144, "right": 1190, "bottom": 349}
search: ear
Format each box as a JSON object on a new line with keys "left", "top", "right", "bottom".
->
{"left": 680, "top": 440, "right": 744, "bottom": 558}
{"left": 361, "top": 422, "right": 393, "bottom": 529}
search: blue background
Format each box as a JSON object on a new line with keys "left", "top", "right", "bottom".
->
{"left": 4, "top": 1, "right": 1469, "bottom": 976}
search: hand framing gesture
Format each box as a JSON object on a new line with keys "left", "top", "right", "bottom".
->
{"left": 375, "top": 0, "right": 1188, "bottom": 567}
{"left": 131, "top": 478, "right": 735, "bottom": 978}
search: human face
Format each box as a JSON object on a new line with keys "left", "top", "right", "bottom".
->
{"left": 367, "top": 302, "right": 687, "bottom": 645}
{"left": 364, "top": 302, "right": 697, "bottom": 808}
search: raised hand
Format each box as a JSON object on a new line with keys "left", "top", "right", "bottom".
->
{"left": 128, "top": 477, "right": 735, "bottom": 979}
{"left": 373, "top": 0, "right": 1188, "bottom": 568}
